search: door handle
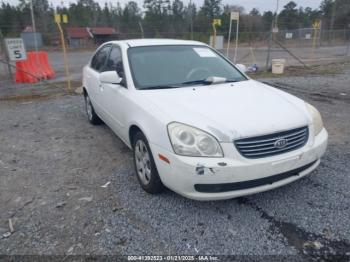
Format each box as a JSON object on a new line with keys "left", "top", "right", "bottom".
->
{"left": 99, "top": 84, "right": 104, "bottom": 91}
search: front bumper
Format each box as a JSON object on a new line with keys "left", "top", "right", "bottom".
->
{"left": 151, "top": 128, "right": 328, "bottom": 201}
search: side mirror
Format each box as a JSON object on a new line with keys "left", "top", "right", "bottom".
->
{"left": 99, "top": 71, "right": 122, "bottom": 84}
{"left": 236, "top": 64, "right": 247, "bottom": 73}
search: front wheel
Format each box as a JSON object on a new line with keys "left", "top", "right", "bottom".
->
{"left": 133, "top": 132, "right": 164, "bottom": 194}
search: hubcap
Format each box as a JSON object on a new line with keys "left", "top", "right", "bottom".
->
{"left": 86, "top": 96, "right": 93, "bottom": 120}
{"left": 134, "top": 140, "right": 151, "bottom": 185}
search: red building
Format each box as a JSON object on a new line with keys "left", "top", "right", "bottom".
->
{"left": 66, "top": 27, "right": 119, "bottom": 48}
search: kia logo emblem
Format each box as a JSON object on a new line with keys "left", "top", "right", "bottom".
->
{"left": 274, "top": 138, "right": 288, "bottom": 149}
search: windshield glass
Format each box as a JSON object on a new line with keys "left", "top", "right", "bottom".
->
{"left": 127, "top": 45, "right": 247, "bottom": 89}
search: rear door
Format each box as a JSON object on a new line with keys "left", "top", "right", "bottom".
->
{"left": 84, "top": 44, "right": 111, "bottom": 119}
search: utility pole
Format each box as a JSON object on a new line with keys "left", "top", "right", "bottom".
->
{"left": 226, "top": 15, "right": 232, "bottom": 57}
{"left": 347, "top": 24, "right": 350, "bottom": 56}
{"left": 266, "top": 25, "right": 273, "bottom": 71}
{"left": 233, "top": 17, "right": 239, "bottom": 63}
{"left": 29, "top": 0, "right": 39, "bottom": 55}
{"left": 29, "top": 0, "right": 41, "bottom": 86}
{"left": 189, "top": 0, "right": 193, "bottom": 40}
{"left": 265, "top": 0, "right": 279, "bottom": 71}
{"left": 330, "top": 0, "right": 336, "bottom": 42}
{"left": 275, "top": 0, "right": 279, "bottom": 28}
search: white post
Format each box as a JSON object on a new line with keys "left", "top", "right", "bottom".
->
{"left": 226, "top": 18, "right": 232, "bottom": 58}
{"left": 234, "top": 19, "right": 239, "bottom": 64}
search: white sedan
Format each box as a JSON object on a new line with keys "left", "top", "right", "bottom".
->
{"left": 82, "top": 39, "right": 328, "bottom": 201}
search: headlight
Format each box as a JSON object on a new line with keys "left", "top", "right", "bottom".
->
{"left": 167, "top": 122, "right": 223, "bottom": 157}
{"left": 306, "top": 103, "right": 324, "bottom": 136}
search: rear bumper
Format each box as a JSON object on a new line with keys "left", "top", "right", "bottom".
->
{"left": 151, "top": 128, "right": 328, "bottom": 201}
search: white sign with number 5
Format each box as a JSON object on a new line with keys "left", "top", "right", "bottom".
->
{"left": 5, "top": 38, "right": 27, "bottom": 61}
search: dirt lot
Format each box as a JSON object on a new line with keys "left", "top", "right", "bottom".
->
{"left": 0, "top": 64, "right": 350, "bottom": 260}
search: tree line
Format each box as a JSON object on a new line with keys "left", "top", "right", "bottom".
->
{"left": 0, "top": 0, "right": 349, "bottom": 41}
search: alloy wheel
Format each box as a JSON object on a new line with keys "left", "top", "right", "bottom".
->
{"left": 134, "top": 140, "right": 152, "bottom": 185}
{"left": 86, "top": 96, "right": 93, "bottom": 121}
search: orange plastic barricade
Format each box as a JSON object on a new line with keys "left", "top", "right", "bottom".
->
{"left": 28, "top": 52, "right": 45, "bottom": 79}
{"left": 39, "top": 51, "right": 55, "bottom": 79}
{"left": 15, "top": 60, "right": 37, "bottom": 83}
{"left": 37, "top": 52, "right": 51, "bottom": 79}
{"left": 15, "top": 51, "right": 56, "bottom": 83}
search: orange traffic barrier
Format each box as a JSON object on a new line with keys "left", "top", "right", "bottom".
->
{"left": 36, "top": 52, "right": 50, "bottom": 79}
{"left": 15, "top": 51, "right": 55, "bottom": 83}
{"left": 28, "top": 52, "right": 45, "bottom": 79}
{"left": 15, "top": 60, "right": 37, "bottom": 83}
{"left": 39, "top": 51, "right": 55, "bottom": 79}
{"left": 41, "top": 52, "right": 55, "bottom": 79}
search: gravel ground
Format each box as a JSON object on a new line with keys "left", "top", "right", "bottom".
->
{"left": 0, "top": 67, "right": 350, "bottom": 260}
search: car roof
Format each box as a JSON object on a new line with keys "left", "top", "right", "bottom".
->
{"left": 107, "top": 38, "right": 207, "bottom": 47}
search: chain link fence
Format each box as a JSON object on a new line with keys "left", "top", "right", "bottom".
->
{"left": 1, "top": 27, "right": 350, "bottom": 93}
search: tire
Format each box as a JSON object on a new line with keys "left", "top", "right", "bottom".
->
{"left": 84, "top": 93, "right": 103, "bottom": 125}
{"left": 132, "top": 131, "right": 164, "bottom": 194}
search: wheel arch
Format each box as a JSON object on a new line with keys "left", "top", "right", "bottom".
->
{"left": 82, "top": 87, "right": 88, "bottom": 96}
{"left": 129, "top": 124, "right": 145, "bottom": 148}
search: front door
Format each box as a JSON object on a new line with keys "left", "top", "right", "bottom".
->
{"left": 100, "top": 45, "right": 129, "bottom": 141}
{"left": 86, "top": 44, "right": 111, "bottom": 121}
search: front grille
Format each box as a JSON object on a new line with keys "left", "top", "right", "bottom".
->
{"left": 234, "top": 126, "right": 309, "bottom": 159}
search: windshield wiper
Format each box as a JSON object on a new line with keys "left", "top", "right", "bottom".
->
{"left": 141, "top": 77, "right": 241, "bottom": 90}
{"left": 181, "top": 77, "right": 240, "bottom": 86}
{"left": 225, "top": 79, "right": 239, "bottom": 83}
{"left": 141, "top": 85, "right": 182, "bottom": 90}
{"left": 180, "top": 79, "right": 212, "bottom": 86}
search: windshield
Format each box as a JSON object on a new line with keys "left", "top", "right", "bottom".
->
{"left": 127, "top": 45, "right": 247, "bottom": 90}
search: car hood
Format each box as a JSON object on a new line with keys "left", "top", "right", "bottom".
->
{"left": 140, "top": 80, "right": 310, "bottom": 142}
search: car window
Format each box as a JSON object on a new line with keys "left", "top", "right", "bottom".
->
{"left": 91, "top": 45, "right": 111, "bottom": 72}
{"left": 105, "top": 46, "right": 122, "bottom": 71}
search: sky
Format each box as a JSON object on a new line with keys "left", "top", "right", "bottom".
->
{"left": 4, "top": 0, "right": 323, "bottom": 12}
